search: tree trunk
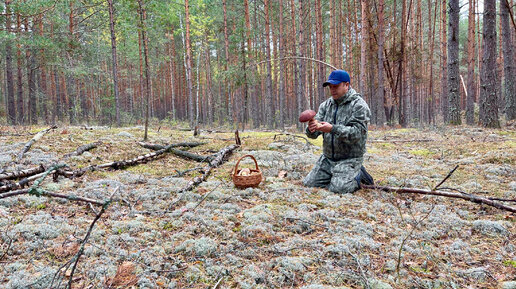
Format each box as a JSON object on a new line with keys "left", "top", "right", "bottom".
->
{"left": 38, "top": 16, "right": 48, "bottom": 124}
{"left": 428, "top": 1, "right": 438, "bottom": 125}
{"left": 16, "top": 13, "right": 24, "bottom": 124}
{"left": 377, "top": 0, "right": 386, "bottom": 126}
{"left": 399, "top": 0, "right": 408, "bottom": 127}
{"left": 298, "top": 0, "right": 307, "bottom": 118}
{"left": 466, "top": 0, "right": 476, "bottom": 124}
{"left": 360, "top": 0, "right": 367, "bottom": 96}
{"left": 244, "top": 0, "right": 254, "bottom": 127}
{"left": 107, "top": 0, "right": 121, "bottom": 126}
{"left": 222, "top": 0, "right": 232, "bottom": 125}
{"left": 5, "top": 0, "right": 16, "bottom": 124}
{"left": 184, "top": 0, "right": 195, "bottom": 128}
{"left": 447, "top": 0, "right": 461, "bottom": 124}
{"left": 138, "top": 29, "right": 144, "bottom": 120}
{"left": 479, "top": 0, "right": 500, "bottom": 127}
{"left": 279, "top": 0, "right": 285, "bottom": 129}
{"left": 168, "top": 25, "right": 178, "bottom": 121}
{"left": 440, "top": 0, "right": 448, "bottom": 123}
{"left": 137, "top": 0, "right": 151, "bottom": 140}
{"left": 67, "top": 1, "right": 76, "bottom": 125}
{"left": 264, "top": 0, "right": 274, "bottom": 129}
{"left": 54, "top": 69, "right": 61, "bottom": 122}
{"left": 315, "top": 0, "right": 326, "bottom": 105}
{"left": 290, "top": 0, "right": 301, "bottom": 129}
{"left": 501, "top": 0, "right": 516, "bottom": 120}
{"left": 25, "top": 18, "right": 37, "bottom": 125}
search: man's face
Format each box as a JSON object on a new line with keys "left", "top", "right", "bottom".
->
{"left": 328, "top": 82, "right": 349, "bottom": 99}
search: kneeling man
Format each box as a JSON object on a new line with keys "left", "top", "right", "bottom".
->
{"left": 303, "top": 70, "right": 374, "bottom": 193}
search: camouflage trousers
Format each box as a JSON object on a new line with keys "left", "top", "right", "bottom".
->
{"left": 303, "top": 155, "right": 362, "bottom": 194}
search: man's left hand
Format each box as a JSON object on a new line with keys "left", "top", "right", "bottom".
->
{"left": 317, "top": 122, "right": 333, "bottom": 133}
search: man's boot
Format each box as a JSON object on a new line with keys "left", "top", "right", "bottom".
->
{"left": 359, "top": 166, "right": 374, "bottom": 185}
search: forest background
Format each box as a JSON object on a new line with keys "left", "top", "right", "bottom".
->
{"left": 1, "top": 0, "right": 515, "bottom": 130}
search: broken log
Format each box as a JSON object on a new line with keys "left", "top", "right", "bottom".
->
{"left": 178, "top": 144, "right": 240, "bottom": 193}
{"left": 138, "top": 142, "right": 214, "bottom": 163}
{"left": 17, "top": 125, "right": 57, "bottom": 162}
{"left": 138, "top": 141, "right": 206, "bottom": 150}
{"left": 0, "top": 188, "right": 104, "bottom": 206}
{"left": 0, "top": 171, "right": 49, "bottom": 192}
{"left": 362, "top": 184, "right": 516, "bottom": 213}
{"left": 63, "top": 141, "right": 102, "bottom": 159}
{"left": 58, "top": 142, "right": 201, "bottom": 179}
{"left": 0, "top": 165, "right": 45, "bottom": 181}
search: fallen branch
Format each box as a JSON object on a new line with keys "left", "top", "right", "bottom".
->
{"left": 439, "top": 187, "right": 516, "bottom": 203}
{"left": 433, "top": 165, "right": 459, "bottom": 190}
{"left": 138, "top": 142, "right": 214, "bottom": 163}
{"left": 395, "top": 205, "right": 435, "bottom": 283}
{"left": 0, "top": 188, "right": 104, "bottom": 205}
{"left": 0, "top": 165, "right": 45, "bottom": 181}
{"left": 172, "top": 167, "right": 203, "bottom": 177}
{"left": 362, "top": 184, "right": 516, "bottom": 213}
{"left": 179, "top": 144, "right": 239, "bottom": 194}
{"left": 0, "top": 164, "right": 65, "bottom": 193}
{"left": 65, "top": 187, "right": 117, "bottom": 289}
{"left": 17, "top": 125, "right": 57, "bottom": 162}
{"left": 62, "top": 141, "right": 102, "bottom": 159}
{"left": 138, "top": 141, "right": 206, "bottom": 150}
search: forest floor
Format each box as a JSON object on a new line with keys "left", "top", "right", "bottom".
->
{"left": 0, "top": 124, "right": 515, "bottom": 289}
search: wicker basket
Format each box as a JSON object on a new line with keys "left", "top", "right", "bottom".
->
{"left": 232, "top": 154, "right": 263, "bottom": 189}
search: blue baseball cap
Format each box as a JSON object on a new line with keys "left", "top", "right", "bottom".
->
{"left": 323, "top": 70, "right": 350, "bottom": 87}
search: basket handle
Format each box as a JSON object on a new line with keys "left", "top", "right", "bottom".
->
{"left": 233, "top": 154, "right": 260, "bottom": 177}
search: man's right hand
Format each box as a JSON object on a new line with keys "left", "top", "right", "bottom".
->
{"left": 308, "top": 119, "right": 319, "bottom": 132}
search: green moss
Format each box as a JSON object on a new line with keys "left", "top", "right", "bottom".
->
{"left": 376, "top": 143, "right": 396, "bottom": 149}
{"left": 503, "top": 260, "right": 516, "bottom": 268}
{"left": 36, "top": 203, "right": 47, "bottom": 210}
{"left": 409, "top": 266, "right": 431, "bottom": 274}
{"left": 162, "top": 222, "right": 176, "bottom": 231}
{"left": 409, "top": 148, "right": 434, "bottom": 157}
{"left": 496, "top": 130, "right": 516, "bottom": 137}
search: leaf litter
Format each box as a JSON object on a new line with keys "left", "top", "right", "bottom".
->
{"left": 0, "top": 125, "right": 514, "bottom": 288}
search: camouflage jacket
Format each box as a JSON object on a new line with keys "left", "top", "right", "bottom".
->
{"left": 306, "top": 87, "right": 370, "bottom": 160}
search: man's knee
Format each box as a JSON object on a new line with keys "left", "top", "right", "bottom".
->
{"left": 303, "top": 173, "right": 328, "bottom": 188}
{"left": 328, "top": 178, "right": 359, "bottom": 194}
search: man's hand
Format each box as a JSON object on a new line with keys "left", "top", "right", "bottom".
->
{"left": 308, "top": 119, "right": 332, "bottom": 133}
{"left": 317, "top": 121, "right": 333, "bottom": 133}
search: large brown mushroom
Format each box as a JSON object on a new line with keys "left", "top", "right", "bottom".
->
{"left": 299, "top": 109, "right": 321, "bottom": 129}
{"left": 299, "top": 110, "right": 317, "bottom": 122}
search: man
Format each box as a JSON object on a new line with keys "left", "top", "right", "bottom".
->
{"left": 303, "top": 70, "right": 374, "bottom": 194}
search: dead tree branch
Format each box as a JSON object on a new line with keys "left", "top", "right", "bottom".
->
{"left": 395, "top": 205, "right": 435, "bottom": 282}
{"left": 65, "top": 187, "right": 118, "bottom": 289}
{"left": 433, "top": 165, "right": 459, "bottom": 190}
{"left": 138, "top": 142, "right": 214, "bottom": 162}
{"left": 438, "top": 187, "right": 516, "bottom": 203}
{"left": 138, "top": 141, "right": 206, "bottom": 150}
{"left": 178, "top": 144, "right": 239, "bottom": 194}
{"left": 0, "top": 164, "right": 66, "bottom": 193}
{"left": 172, "top": 167, "right": 204, "bottom": 177}
{"left": 0, "top": 188, "right": 104, "bottom": 206}
{"left": 362, "top": 185, "right": 516, "bottom": 213}
{"left": 0, "top": 165, "right": 45, "bottom": 181}
{"left": 62, "top": 141, "right": 102, "bottom": 159}
{"left": 17, "top": 125, "right": 57, "bottom": 162}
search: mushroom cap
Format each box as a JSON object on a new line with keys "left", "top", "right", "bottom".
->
{"left": 299, "top": 110, "right": 317, "bottom": 122}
